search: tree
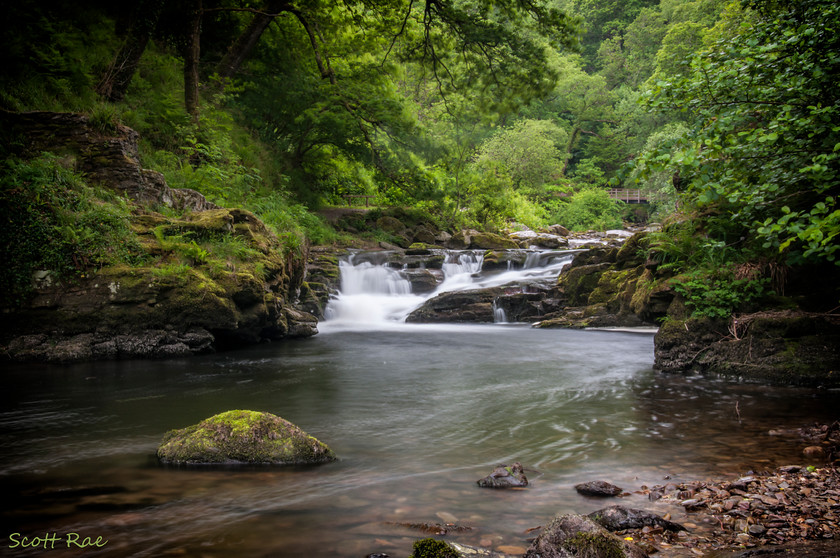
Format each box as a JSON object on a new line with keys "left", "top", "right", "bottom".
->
{"left": 643, "top": 0, "right": 840, "bottom": 265}
{"left": 473, "top": 119, "right": 567, "bottom": 192}
{"left": 232, "top": 1, "right": 579, "bottom": 203}
{"left": 97, "top": 0, "right": 165, "bottom": 102}
{"left": 544, "top": 55, "right": 617, "bottom": 176}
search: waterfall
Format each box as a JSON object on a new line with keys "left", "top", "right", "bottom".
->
{"left": 323, "top": 249, "right": 575, "bottom": 328}
{"left": 323, "top": 256, "right": 422, "bottom": 325}
{"left": 492, "top": 300, "right": 508, "bottom": 324}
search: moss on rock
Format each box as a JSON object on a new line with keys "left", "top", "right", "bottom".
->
{"left": 469, "top": 231, "right": 519, "bottom": 250}
{"left": 157, "top": 410, "right": 337, "bottom": 465}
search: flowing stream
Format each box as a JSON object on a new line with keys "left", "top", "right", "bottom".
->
{"left": 2, "top": 249, "right": 839, "bottom": 557}
{"left": 323, "top": 249, "right": 574, "bottom": 327}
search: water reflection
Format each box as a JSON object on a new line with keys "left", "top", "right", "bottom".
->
{"left": 1, "top": 326, "right": 838, "bottom": 557}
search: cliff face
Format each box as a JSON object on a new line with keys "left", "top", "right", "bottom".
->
{"left": 1, "top": 112, "right": 316, "bottom": 362}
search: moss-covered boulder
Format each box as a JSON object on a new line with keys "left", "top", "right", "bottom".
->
{"left": 469, "top": 231, "right": 519, "bottom": 250}
{"left": 523, "top": 514, "right": 648, "bottom": 558}
{"left": 157, "top": 410, "right": 337, "bottom": 465}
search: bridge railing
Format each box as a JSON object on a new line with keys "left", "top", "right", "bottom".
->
{"left": 608, "top": 189, "right": 645, "bottom": 203}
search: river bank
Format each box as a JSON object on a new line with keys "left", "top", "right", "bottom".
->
{"left": 422, "top": 422, "right": 840, "bottom": 558}
{"left": 627, "top": 463, "right": 840, "bottom": 557}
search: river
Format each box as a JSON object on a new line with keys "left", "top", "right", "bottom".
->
{"left": 2, "top": 249, "right": 838, "bottom": 557}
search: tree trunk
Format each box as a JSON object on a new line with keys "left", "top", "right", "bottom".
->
{"left": 562, "top": 126, "right": 581, "bottom": 176}
{"left": 184, "top": 0, "right": 203, "bottom": 123}
{"left": 215, "top": 0, "right": 289, "bottom": 84}
{"left": 97, "top": 0, "right": 164, "bottom": 102}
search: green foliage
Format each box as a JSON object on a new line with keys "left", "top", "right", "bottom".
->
{"left": 627, "top": 122, "right": 688, "bottom": 218}
{"left": 552, "top": 187, "right": 623, "bottom": 231}
{"left": 153, "top": 227, "right": 212, "bottom": 264}
{"left": 409, "top": 538, "right": 458, "bottom": 558}
{"left": 0, "top": 3, "right": 116, "bottom": 111}
{"left": 0, "top": 155, "right": 145, "bottom": 307}
{"left": 472, "top": 119, "right": 566, "bottom": 191}
{"left": 246, "top": 193, "right": 338, "bottom": 248}
{"left": 644, "top": 218, "right": 773, "bottom": 318}
{"left": 672, "top": 268, "right": 768, "bottom": 319}
{"left": 642, "top": 0, "right": 840, "bottom": 266}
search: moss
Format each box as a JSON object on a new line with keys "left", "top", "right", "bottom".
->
{"left": 587, "top": 269, "right": 634, "bottom": 305}
{"left": 614, "top": 231, "right": 648, "bottom": 268}
{"left": 563, "top": 531, "right": 626, "bottom": 558}
{"left": 558, "top": 263, "right": 613, "bottom": 305}
{"left": 409, "top": 538, "right": 458, "bottom": 558}
{"left": 470, "top": 232, "right": 519, "bottom": 250}
{"left": 157, "top": 410, "right": 337, "bottom": 465}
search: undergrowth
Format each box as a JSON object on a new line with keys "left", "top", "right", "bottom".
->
{"left": 0, "top": 155, "right": 146, "bottom": 307}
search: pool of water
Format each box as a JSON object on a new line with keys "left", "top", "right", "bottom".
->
{"left": 1, "top": 324, "right": 837, "bottom": 557}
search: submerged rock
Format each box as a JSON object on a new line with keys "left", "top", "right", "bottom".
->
{"left": 575, "top": 480, "right": 623, "bottom": 497}
{"left": 477, "top": 462, "right": 528, "bottom": 488}
{"left": 523, "top": 514, "right": 648, "bottom": 558}
{"left": 157, "top": 410, "right": 337, "bottom": 465}
{"left": 588, "top": 505, "right": 685, "bottom": 532}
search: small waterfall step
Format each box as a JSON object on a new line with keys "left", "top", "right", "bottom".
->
{"left": 323, "top": 248, "right": 576, "bottom": 327}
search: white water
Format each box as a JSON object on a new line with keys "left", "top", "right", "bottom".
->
{"left": 323, "top": 249, "right": 576, "bottom": 328}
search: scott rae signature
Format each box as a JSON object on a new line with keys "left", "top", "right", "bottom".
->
{"left": 8, "top": 532, "right": 108, "bottom": 550}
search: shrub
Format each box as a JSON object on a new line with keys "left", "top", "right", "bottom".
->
{"left": 552, "top": 187, "right": 623, "bottom": 231}
{"left": 0, "top": 155, "right": 145, "bottom": 307}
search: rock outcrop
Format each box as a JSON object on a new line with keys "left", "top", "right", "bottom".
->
{"left": 654, "top": 312, "right": 840, "bottom": 386}
{"left": 535, "top": 234, "right": 672, "bottom": 329}
{"left": 3, "top": 207, "right": 318, "bottom": 362}
{"left": 157, "top": 410, "right": 337, "bottom": 465}
{"left": 1, "top": 110, "right": 215, "bottom": 211}
{"left": 0, "top": 112, "right": 317, "bottom": 362}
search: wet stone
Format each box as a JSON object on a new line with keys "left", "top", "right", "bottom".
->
{"left": 575, "top": 480, "right": 623, "bottom": 497}
{"left": 477, "top": 463, "right": 528, "bottom": 489}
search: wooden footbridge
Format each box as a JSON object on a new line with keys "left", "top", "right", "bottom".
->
{"left": 607, "top": 189, "right": 648, "bottom": 204}
{"left": 554, "top": 189, "right": 650, "bottom": 204}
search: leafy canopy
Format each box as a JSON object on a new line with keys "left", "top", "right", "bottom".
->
{"left": 642, "top": 0, "right": 840, "bottom": 265}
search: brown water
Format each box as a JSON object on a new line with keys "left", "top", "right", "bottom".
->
{"left": 1, "top": 324, "right": 838, "bottom": 557}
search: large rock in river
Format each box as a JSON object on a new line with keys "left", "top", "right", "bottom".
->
{"left": 523, "top": 513, "right": 648, "bottom": 558}
{"left": 157, "top": 410, "right": 337, "bottom": 465}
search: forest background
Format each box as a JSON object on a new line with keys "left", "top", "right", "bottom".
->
{"left": 1, "top": 0, "right": 838, "bottom": 317}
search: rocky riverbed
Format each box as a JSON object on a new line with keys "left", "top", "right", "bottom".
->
{"left": 386, "top": 423, "right": 840, "bottom": 558}
{"left": 557, "top": 422, "right": 840, "bottom": 557}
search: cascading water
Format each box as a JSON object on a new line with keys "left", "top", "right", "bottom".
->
{"left": 322, "top": 256, "right": 423, "bottom": 325}
{"left": 492, "top": 300, "right": 508, "bottom": 323}
{"left": 323, "top": 248, "right": 577, "bottom": 328}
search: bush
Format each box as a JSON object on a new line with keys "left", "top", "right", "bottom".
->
{"left": 552, "top": 187, "right": 623, "bottom": 231}
{"left": 0, "top": 155, "right": 145, "bottom": 307}
{"left": 672, "top": 267, "right": 768, "bottom": 319}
